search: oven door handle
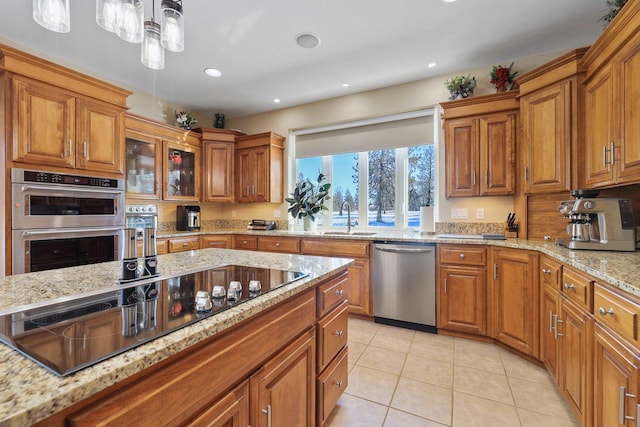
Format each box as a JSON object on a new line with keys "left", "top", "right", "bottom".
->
{"left": 20, "top": 185, "right": 122, "bottom": 195}
{"left": 20, "top": 227, "right": 123, "bottom": 236}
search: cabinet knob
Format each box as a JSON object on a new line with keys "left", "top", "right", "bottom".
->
{"left": 563, "top": 283, "right": 575, "bottom": 291}
{"left": 275, "top": 242, "right": 281, "bottom": 247}
{"left": 242, "top": 240, "right": 247, "bottom": 245}
{"left": 335, "top": 330, "right": 344, "bottom": 337}
{"left": 335, "top": 380, "right": 344, "bottom": 388}
{"left": 459, "top": 253, "right": 465, "bottom": 259}
{"left": 335, "top": 289, "right": 344, "bottom": 296}
{"left": 599, "top": 307, "right": 615, "bottom": 316}
{"left": 542, "top": 268, "right": 551, "bottom": 274}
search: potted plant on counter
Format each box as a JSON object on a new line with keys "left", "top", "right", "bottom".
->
{"left": 286, "top": 173, "right": 331, "bottom": 231}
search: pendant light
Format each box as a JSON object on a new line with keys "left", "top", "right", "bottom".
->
{"left": 96, "top": 0, "right": 119, "bottom": 33}
{"left": 141, "top": 0, "right": 164, "bottom": 70}
{"left": 117, "top": 0, "right": 144, "bottom": 43}
{"left": 160, "top": 0, "right": 184, "bottom": 52}
{"left": 33, "top": 0, "right": 70, "bottom": 33}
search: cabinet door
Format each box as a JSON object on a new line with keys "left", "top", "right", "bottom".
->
{"left": 445, "top": 118, "right": 478, "bottom": 197}
{"left": 491, "top": 249, "right": 539, "bottom": 357}
{"left": 251, "top": 329, "right": 315, "bottom": 427}
{"left": 584, "top": 64, "right": 616, "bottom": 188}
{"left": 479, "top": 113, "right": 516, "bottom": 196}
{"left": 163, "top": 141, "right": 201, "bottom": 201}
{"left": 617, "top": 34, "right": 640, "bottom": 184}
{"left": 345, "top": 259, "right": 371, "bottom": 317}
{"left": 558, "top": 296, "right": 593, "bottom": 427}
{"left": 12, "top": 76, "right": 76, "bottom": 168}
{"left": 235, "top": 148, "right": 254, "bottom": 202}
{"left": 438, "top": 265, "right": 486, "bottom": 334}
{"left": 541, "top": 286, "right": 559, "bottom": 380}
{"left": 521, "top": 81, "right": 572, "bottom": 193}
{"left": 594, "top": 323, "right": 640, "bottom": 427}
{"left": 204, "top": 141, "right": 234, "bottom": 202}
{"left": 76, "top": 98, "right": 124, "bottom": 174}
{"left": 252, "top": 146, "right": 270, "bottom": 202}
{"left": 125, "top": 130, "right": 162, "bottom": 199}
{"left": 185, "top": 380, "right": 249, "bottom": 427}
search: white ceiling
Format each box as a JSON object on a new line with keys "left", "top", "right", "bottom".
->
{"left": 0, "top": 0, "right": 608, "bottom": 118}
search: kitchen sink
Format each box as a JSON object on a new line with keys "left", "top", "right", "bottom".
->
{"left": 320, "top": 231, "right": 377, "bottom": 236}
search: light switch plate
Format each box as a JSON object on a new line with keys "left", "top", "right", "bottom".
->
{"left": 451, "top": 208, "right": 468, "bottom": 219}
{"left": 273, "top": 209, "right": 281, "bottom": 218}
{"left": 476, "top": 208, "right": 485, "bottom": 219}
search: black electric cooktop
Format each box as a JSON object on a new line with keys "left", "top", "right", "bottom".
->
{"left": 0, "top": 265, "right": 307, "bottom": 376}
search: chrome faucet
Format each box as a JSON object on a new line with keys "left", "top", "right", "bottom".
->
{"left": 341, "top": 201, "right": 352, "bottom": 233}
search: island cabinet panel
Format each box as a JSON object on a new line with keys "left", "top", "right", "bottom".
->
{"left": 184, "top": 380, "right": 249, "bottom": 427}
{"left": 250, "top": 328, "right": 315, "bottom": 427}
{"left": 56, "top": 288, "right": 318, "bottom": 427}
{"left": 490, "top": 248, "right": 539, "bottom": 357}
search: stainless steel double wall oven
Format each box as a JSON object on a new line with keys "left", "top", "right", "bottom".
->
{"left": 11, "top": 168, "right": 125, "bottom": 274}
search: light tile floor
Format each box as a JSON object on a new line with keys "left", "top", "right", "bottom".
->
{"left": 325, "top": 318, "right": 579, "bottom": 427}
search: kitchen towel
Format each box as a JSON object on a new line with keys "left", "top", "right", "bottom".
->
{"left": 420, "top": 206, "right": 434, "bottom": 233}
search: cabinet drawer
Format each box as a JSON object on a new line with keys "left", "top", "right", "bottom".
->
{"left": 439, "top": 244, "right": 487, "bottom": 266}
{"left": 168, "top": 237, "right": 200, "bottom": 253}
{"left": 258, "top": 236, "right": 301, "bottom": 253}
{"left": 561, "top": 267, "right": 593, "bottom": 311}
{"left": 200, "top": 235, "right": 231, "bottom": 249}
{"left": 233, "top": 236, "right": 257, "bottom": 250}
{"left": 317, "top": 346, "right": 348, "bottom": 427}
{"left": 594, "top": 282, "right": 640, "bottom": 344}
{"left": 541, "top": 256, "right": 562, "bottom": 290}
{"left": 317, "top": 271, "right": 349, "bottom": 317}
{"left": 302, "top": 239, "right": 370, "bottom": 258}
{"left": 318, "top": 301, "right": 348, "bottom": 372}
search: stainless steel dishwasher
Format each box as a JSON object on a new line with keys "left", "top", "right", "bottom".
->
{"left": 372, "top": 241, "right": 437, "bottom": 332}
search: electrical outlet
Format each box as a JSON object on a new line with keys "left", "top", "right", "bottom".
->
{"left": 231, "top": 210, "right": 237, "bottom": 218}
{"left": 476, "top": 208, "right": 485, "bottom": 219}
{"left": 273, "top": 209, "right": 281, "bottom": 218}
{"left": 451, "top": 208, "right": 468, "bottom": 219}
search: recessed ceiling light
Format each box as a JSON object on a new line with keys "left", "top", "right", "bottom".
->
{"left": 427, "top": 61, "right": 438, "bottom": 68}
{"left": 273, "top": 98, "right": 281, "bottom": 103}
{"left": 295, "top": 32, "right": 321, "bottom": 49}
{"left": 342, "top": 83, "right": 350, "bottom": 87}
{"left": 442, "top": 0, "right": 456, "bottom": 2}
{"left": 204, "top": 68, "right": 222, "bottom": 77}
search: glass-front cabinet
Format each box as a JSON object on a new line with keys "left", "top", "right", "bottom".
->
{"left": 125, "top": 130, "right": 162, "bottom": 199}
{"left": 163, "top": 140, "right": 201, "bottom": 201}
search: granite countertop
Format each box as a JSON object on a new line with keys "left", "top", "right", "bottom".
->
{"left": 0, "top": 249, "right": 353, "bottom": 426}
{"left": 162, "top": 228, "right": 640, "bottom": 298}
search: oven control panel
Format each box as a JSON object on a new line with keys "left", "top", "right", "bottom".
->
{"left": 17, "top": 169, "right": 121, "bottom": 188}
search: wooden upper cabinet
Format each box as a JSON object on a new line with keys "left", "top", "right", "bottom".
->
{"left": 202, "top": 128, "right": 244, "bottom": 203}
{"left": 518, "top": 48, "right": 586, "bottom": 195}
{"left": 234, "top": 132, "right": 285, "bottom": 203}
{"left": 441, "top": 92, "right": 518, "bottom": 198}
{"left": 163, "top": 139, "right": 201, "bottom": 202}
{"left": 11, "top": 77, "right": 125, "bottom": 175}
{"left": 581, "top": 3, "right": 640, "bottom": 188}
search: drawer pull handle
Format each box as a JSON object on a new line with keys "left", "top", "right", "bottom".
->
{"left": 459, "top": 253, "right": 465, "bottom": 259}
{"left": 336, "top": 380, "right": 344, "bottom": 388}
{"left": 542, "top": 268, "right": 551, "bottom": 275}
{"left": 599, "top": 307, "right": 615, "bottom": 316}
{"left": 619, "top": 386, "right": 637, "bottom": 424}
{"left": 275, "top": 242, "right": 281, "bottom": 247}
{"left": 242, "top": 240, "right": 247, "bottom": 244}
{"left": 261, "top": 404, "right": 272, "bottom": 427}
{"left": 335, "top": 330, "right": 344, "bottom": 337}
{"left": 563, "top": 283, "right": 575, "bottom": 291}
{"left": 335, "top": 289, "right": 344, "bottom": 296}
{"left": 183, "top": 243, "right": 189, "bottom": 247}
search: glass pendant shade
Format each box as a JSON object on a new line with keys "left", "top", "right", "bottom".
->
{"left": 117, "top": 0, "right": 144, "bottom": 43}
{"left": 33, "top": 0, "right": 70, "bottom": 33}
{"left": 96, "top": 0, "right": 119, "bottom": 33}
{"left": 141, "top": 21, "right": 164, "bottom": 70}
{"left": 160, "top": 0, "right": 184, "bottom": 52}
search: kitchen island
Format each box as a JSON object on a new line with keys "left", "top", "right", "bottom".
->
{"left": 0, "top": 248, "right": 353, "bottom": 426}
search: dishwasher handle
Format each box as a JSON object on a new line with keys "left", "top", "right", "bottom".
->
{"left": 374, "top": 245, "right": 434, "bottom": 254}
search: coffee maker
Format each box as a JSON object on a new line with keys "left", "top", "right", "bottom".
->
{"left": 176, "top": 205, "right": 201, "bottom": 231}
{"left": 557, "top": 191, "right": 635, "bottom": 251}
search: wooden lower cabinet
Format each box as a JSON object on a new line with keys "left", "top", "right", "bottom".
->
{"left": 541, "top": 285, "right": 560, "bottom": 379}
{"left": 168, "top": 236, "right": 201, "bottom": 253}
{"left": 250, "top": 328, "right": 316, "bottom": 427}
{"left": 558, "top": 296, "right": 593, "bottom": 427}
{"left": 317, "top": 346, "right": 348, "bottom": 426}
{"left": 185, "top": 380, "right": 249, "bottom": 427}
{"left": 491, "top": 248, "right": 539, "bottom": 357}
{"left": 438, "top": 265, "right": 486, "bottom": 334}
{"left": 594, "top": 323, "right": 640, "bottom": 427}
{"left": 200, "top": 234, "right": 232, "bottom": 249}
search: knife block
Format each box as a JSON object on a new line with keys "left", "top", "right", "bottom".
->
{"left": 504, "top": 221, "right": 519, "bottom": 239}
